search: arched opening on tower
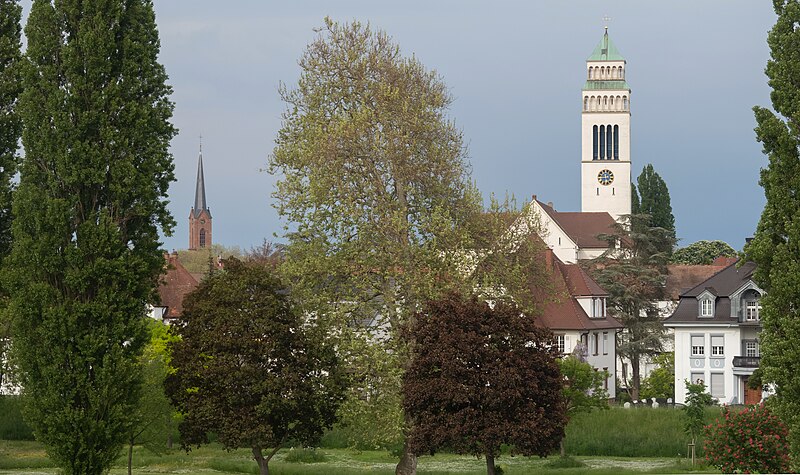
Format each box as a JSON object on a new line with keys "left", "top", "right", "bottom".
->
{"left": 199, "top": 229, "right": 206, "bottom": 248}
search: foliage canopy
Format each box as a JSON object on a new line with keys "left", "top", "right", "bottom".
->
{"left": 672, "top": 240, "right": 737, "bottom": 265}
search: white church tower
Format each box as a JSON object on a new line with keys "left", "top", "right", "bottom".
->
{"left": 581, "top": 27, "right": 631, "bottom": 221}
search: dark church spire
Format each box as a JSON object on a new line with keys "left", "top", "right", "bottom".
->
{"left": 192, "top": 144, "right": 210, "bottom": 218}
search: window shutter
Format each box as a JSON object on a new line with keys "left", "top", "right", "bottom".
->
{"left": 691, "top": 335, "right": 704, "bottom": 348}
{"left": 710, "top": 373, "right": 724, "bottom": 398}
{"left": 711, "top": 336, "right": 723, "bottom": 348}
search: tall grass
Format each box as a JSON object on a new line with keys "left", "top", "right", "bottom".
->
{"left": 563, "top": 406, "right": 722, "bottom": 457}
{"left": 0, "top": 396, "right": 33, "bottom": 440}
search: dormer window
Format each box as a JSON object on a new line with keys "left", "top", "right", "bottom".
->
{"left": 697, "top": 290, "right": 715, "bottom": 318}
{"left": 701, "top": 298, "right": 713, "bottom": 317}
{"left": 745, "top": 300, "right": 761, "bottom": 321}
{"left": 591, "top": 297, "right": 606, "bottom": 318}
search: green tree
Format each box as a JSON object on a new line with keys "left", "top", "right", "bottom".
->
{"left": 744, "top": 2, "right": 800, "bottom": 466}
{"left": 165, "top": 258, "right": 347, "bottom": 475}
{"left": 0, "top": 0, "right": 22, "bottom": 395}
{"left": 558, "top": 351, "right": 609, "bottom": 456}
{"left": 631, "top": 183, "right": 641, "bottom": 215}
{"left": 403, "top": 292, "right": 566, "bottom": 475}
{"left": 635, "top": 164, "right": 675, "bottom": 244}
{"left": 269, "top": 18, "right": 484, "bottom": 473}
{"left": 672, "top": 240, "right": 738, "bottom": 265}
{"left": 8, "top": 1, "right": 176, "bottom": 474}
{"left": 683, "top": 380, "right": 714, "bottom": 465}
{"left": 640, "top": 352, "right": 675, "bottom": 400}
{"left": 583, "top": 214, "right": 674, "bottom": 401}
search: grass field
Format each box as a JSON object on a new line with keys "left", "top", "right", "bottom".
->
{"left": 0, "top": 440, "right": 720, "bottom": 474}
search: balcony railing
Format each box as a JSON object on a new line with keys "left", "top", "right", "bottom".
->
{"left": 733, "top": 356, "right": 760, "bottom": 368}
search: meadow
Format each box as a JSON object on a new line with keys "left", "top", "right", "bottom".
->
{"left": 0, "top": 401, "right": 725, "bottom": 474}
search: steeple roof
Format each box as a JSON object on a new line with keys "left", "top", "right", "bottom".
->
{"left": 192, "top": 149, "right": 210, "bottom": 218}
{"left": 588, "top": 28, "right": 625, "bottom": 61}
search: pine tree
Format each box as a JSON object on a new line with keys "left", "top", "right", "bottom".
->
{"left": 0, "top": 0, "right": 21, "bottom": 393}
{"left": 636, "top": 164, "right": 675, "bottom": 242}
{"left": 745, "top": 0, "right": 800, "bottom": 466}
{"left": 9, "top": 1, "right": 175, "bottom": 474}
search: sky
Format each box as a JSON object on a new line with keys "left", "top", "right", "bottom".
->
{"left": 20, "top": 1, "right": 779, "bottom": 252}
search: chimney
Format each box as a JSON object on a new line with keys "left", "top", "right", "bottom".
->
{"left": 545, "top": 247, "right": 554, "bottom": 270}
{"left": 547, "top": 201, "right": 554, "bottom": 209}
{"left": 532, "top": 194, "right": 537, "bottom": 202}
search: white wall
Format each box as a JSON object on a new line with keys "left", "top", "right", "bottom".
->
{"left": 672, "top": 326, "right": 743, "bottom": 404}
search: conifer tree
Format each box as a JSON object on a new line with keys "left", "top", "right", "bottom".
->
{"left": 636, "top": 164, "right": 675, "bottom": 243}
{"left": 0, "top": 0, "right": 21, "bottom": 392}
{"left": 9, "top": 1, "right": 175, "bottom": 474}
{"left": 745, "top": 0, "right": 800, "bottom": 466}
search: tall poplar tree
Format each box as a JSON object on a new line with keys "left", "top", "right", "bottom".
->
{"left": 745, "top": 0, "right": 800, "bottom": 465}
{"left": 636, "top": 164, "right": 675, "bottom": 243}
{"left": 9, "top": 1, "right": 175, "bottom": 474}
{"left": 0, "top": 0, "right": 22, "bottom": 391}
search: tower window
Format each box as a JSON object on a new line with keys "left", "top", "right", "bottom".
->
{"left": 599, "top": 125, "right": 605, "bottom": 159}
{"left": 588, "top": 67, "right": 593, "bottom": 79}
{"left": 593, "top": 125, "right": 598, "bottom": 159}
{"left": 584, "top": 96, "right": 589, "bottom": 111}
{"left": 199, "top": 229, "right": 206, "bottom": 248}
{"left": 613, "top": 125, "right": 619, "bottom": 159}
{"left": 623, "top": 96, "right": 628, "bottom": 110}
{"left": 606, "top": 123, "right": 613, "bottom": 159}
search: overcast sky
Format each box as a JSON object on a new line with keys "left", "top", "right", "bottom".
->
{"left": 20, "top": 1, "right": 779, "bottom": 252}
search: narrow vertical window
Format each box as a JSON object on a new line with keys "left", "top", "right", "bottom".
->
{"left": 623, "top": 96, "right": 628, "bottom": 110}
{"left": 199, "top": 229, "right": 206, "bottom": 248}
{"left": 606, "top": 124, "right": 613, "bottom": 159}
{"left": 593, "top": 125, "right": 598, "bottom": 159}
{"left": 599, "top": 125, "right": 605, "bottom": 159}
{"left": 584, "top": 96, "right": 589, "bottom": 111}
{"left": 614, "top": 125, "right": 619, "bottom": 159}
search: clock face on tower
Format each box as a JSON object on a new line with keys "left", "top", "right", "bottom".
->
{"left": 597, "top": 169, "right": 614, "bottom": 186}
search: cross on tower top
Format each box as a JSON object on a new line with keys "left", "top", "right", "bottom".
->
{"left": 602, "top": 15, "right": 612, "bottom": 31}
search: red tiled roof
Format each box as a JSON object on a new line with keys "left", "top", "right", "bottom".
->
{"left": 664, "top": 263, "right": 729, "bottom": 301}
{"left": 157, "top": 253, "right": 199, "bottom": 319}
{"left": 536, "top": 200, "right": 616, "bottom": 249}
{"left": 534, "top": 251, "right": 622, "bottom": 331}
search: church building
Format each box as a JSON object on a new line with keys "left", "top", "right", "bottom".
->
{"left": 528, "top": 27, "right": 630, "bottom": 263}
{"left": 188, "top": 147, "right": 212, "bottom": 250}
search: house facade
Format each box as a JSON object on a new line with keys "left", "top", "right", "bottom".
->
{"left": 537, "top": 250, "right": 623, "bottom": 398}
{"left": 664, "top": 260, "right": 764, "bottom": 405}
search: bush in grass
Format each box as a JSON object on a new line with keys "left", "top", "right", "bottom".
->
{"left": 0, "top": 395, "right": 33, "bottom": 440}
{"left": 704, "top": 404, "right": 790, "bottom": 474}
{"left": 283, "top": 447, "right": 327, "bottom": 463}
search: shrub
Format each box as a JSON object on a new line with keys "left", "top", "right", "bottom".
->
{"left": 283, "top": 447, "right": 328, "bottom": 464}
{"left": 704, "top": 404, "right": 790, "bottom": 474}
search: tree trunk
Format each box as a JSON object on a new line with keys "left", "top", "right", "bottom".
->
{"left": 252, "top": 446, "right": 270, "bottom": 475}
{"left": 166, "top": 414, "right": 173, "bottom": 449}
{"left": 560, "top": 439, "right": 566, "bottom": 457}
{"left": 631, "top": 352, "right": 641, "bottom": 401}
{"left": 127, "top": 439, "right": 134, "bottom": 475}
{"left": 395, "top": 441, "right": 417, "bottom": 475}
{"left": 486, "top": 453, "right": 496, "bottom": 475}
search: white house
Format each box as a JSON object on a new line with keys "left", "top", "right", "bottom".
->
{"left": 664, "top": 260, "right": 764, "bottom": 405}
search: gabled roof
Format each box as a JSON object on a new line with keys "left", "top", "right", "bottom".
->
{"left": 156, "top": 253, "right": 199, "bottom": 319}
{"left": 664, "top": 263, "right": 730, "bottom": 301}
{"left": 536, "top": 199, "right": 616, "bottom": 249}
{"left": 588, "top": 29, "right": 625, "bottom": 61}
{"left": 665, "top": 260, "right": 759, "bottom": 324}
{"left": 535, "top": 251, "right": 622, "bottom": 331}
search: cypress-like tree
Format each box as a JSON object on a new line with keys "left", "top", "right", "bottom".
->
{"left": 636, "top": 164, "right": 675, "bottom": 242}
{"left": 745, "top": 0, "right": 800, "bottom": 466}
{"left": 9, "top": 1, "right": 175, "bottom": 474}
{"left": 0, "top": 0, "right": 21, "bottom": 392}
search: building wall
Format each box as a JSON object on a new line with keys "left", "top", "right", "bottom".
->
{"left": 673, "top": 326, "right": 744, "bottom": 405}
{"left": 528, "top": 200, "right": 579, "bottom": 263}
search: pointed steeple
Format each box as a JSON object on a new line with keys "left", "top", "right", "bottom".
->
{"left": 588, "top": 27, "right": 625, "bottom": 61}
{"left": 192, "top": 145, "right": 210, "bottom": 218}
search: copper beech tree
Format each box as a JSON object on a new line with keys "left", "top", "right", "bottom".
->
{"left": 165, "top": 258, "right": 347, "bottom": 475}
{"left": 403, "top": 292, "right": 566, "bottom": 475}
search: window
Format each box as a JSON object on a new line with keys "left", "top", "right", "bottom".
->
{"left": 745, "top": 341, "right": 759, "bottom": 357}
{"left": 710, "top": 373, "right": 724, "bottom": 398}
{"left": 584, "top": 96, "right": 589, "bottom": 110}
{"left": 623, "top": 96, "right": 628, "bottom": 109}
{"left": 700, "top": 298, "right": 713, "bottom": 317}
{"left": 613, "top": 125, "right": 619, "bottom": 159}
{"left": 603, "top": 367, "right": 609, "bottom": 389}
{"left": 606, "top": 123, "right": 613, "bottom": 159}
{"left": 745, "top": 300, "right": 761, "bottom": 321}
{"left": 602, "top": 332, "right": 608, "bottom": 355}
{"left": 555, "top": 334, "right": 565, "bottom": 354}
{"left": 593, "top": 125, "right": 598, "bottom": 159}
{"left": 593, "top": 332, "right": 599, "bottom": 356}
{"left": 591, "top": 297, "right": 605, "bottom": 318}
{"left": 690, "top": 372, "right": 704, "bottom": 386}
{"left": 199, "top": 228, "right": 206, "bottom": 248}
{"left": 691, "top": 335, "right": 705, "bottom": 357}
{"left": 599, "top": 125, "right": 605, "bottom": 159}
{"left": 711, "top": 335, "right": 724, "bottom": 357}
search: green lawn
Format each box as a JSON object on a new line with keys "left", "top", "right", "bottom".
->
{"left": 0, "top": 440, "right": 719, "bottom": 474}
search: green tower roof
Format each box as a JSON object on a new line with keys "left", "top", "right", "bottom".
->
{"left": 588, "top": 28, "right": 625, "bottom": 61}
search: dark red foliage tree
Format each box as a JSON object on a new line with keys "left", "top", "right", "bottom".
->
{"left": 403, "top": 292, "right": 566, "bottom": 475}
{"left": 165, "top": 258, "right": 347, "bottom": 475}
